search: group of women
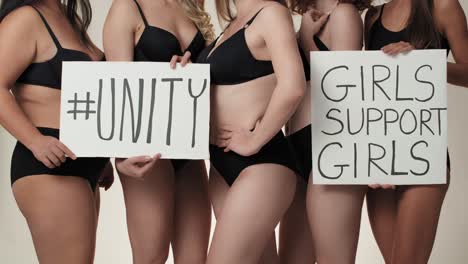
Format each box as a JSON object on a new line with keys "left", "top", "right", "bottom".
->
{"left": 0, "top": 0, "right": 467, "bottom": 263}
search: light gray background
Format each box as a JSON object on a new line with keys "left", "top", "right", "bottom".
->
{"left": 0, "top": 0, "right": 466, "bottom": 263}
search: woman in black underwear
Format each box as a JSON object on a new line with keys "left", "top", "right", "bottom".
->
{"left": 365, "top": 0, "right": 468, "bottom": 263}
{"left": 0, "top": 0, "right": 109, "bottom": 262}
{"left": 103, "top": 0, "right": 213, "bottom": 263}
{"left": 195, "top": 0, "right": 306, "bottom": 263}
{"left": 279, "top": 0, "right": 371, "bottom": 262}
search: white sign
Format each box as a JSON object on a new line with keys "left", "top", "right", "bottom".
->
{"left": 311, "top": 50, "right": 447, "bottom": 185}
{"left": 60, "top": 62, "right": 210, "bottom": 159}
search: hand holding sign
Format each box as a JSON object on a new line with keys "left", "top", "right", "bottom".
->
{"left": 115, "top": 154, "right": 161, "bottom": 179}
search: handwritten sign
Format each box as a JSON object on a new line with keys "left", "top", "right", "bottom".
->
{"left": 60, "top": 62, "right": 210, "bottom": 159}
{"left": 311, "top": 50, "right": 447, "bottom": 185}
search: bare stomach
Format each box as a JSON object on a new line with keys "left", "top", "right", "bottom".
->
{"left": 210, "top": 74, "right": 276, "bottom": 144}
{"left": 286, "top": 81, "right": 311, "bottom": 136}
{"left": 12, "top": 84, "right": 61, "bottom": 129}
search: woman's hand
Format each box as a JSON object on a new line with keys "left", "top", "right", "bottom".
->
{"left": 216, "top": 126, "right": 262, "bottom": 157}
{"left": 29, "top": 135, "right": 76, "bottom": 169}
{"left": 381, "top": 41, "right": 415, "bottom": 56}
{"left": 368, "top": 184, "right": 396, "bottom": 190}
{"left": 302, "top": 8, "right": 330, "bottom": 36}
{"left": 115, "top": 154, "right": 161, "bottom": 179}
{"left": 98, "top": 162, "right": 115, "bottom": 191}
{"left": 170, "top": 51, "right": 192, "bottom": 69}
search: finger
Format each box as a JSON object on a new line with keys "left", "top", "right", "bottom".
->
{"left": 317, "top": 13, "right": 329, "bottom": 27}
{"left": 368, "top": 184, "right": 378, "bottom": 189}
{"left": 41, "top": 157, "right": 55, "bottom": 169}
{"left": 135, "top": 159, "right": 157, "bottom": 178}
{"left": 170, "top": 55, "right": 179, "bottom": 69}
{"left": 51, "top": 145, "right": 66, "bottom": 163}
{"left": 217, "top": 130, "right": 232, "bottom": 140}
{"left": 223, "top": 145, "right": 231, "bottom": 153}
{"left": 152, "top": 153, "right": 162, "bottom": 160}
{"left": 181, "top": 51, "right": 191, "bottom": 67}
{"left": 309, "top": 9, "right": 324, "bottom": 20}
{"left": 216, "top": 139, "right": 230, "bottom": 148}
{"left": 57, "top": 142, "right": 76, "bottom": 160}
{"left": 127, "top": 155, "right": 153, "bottom": 164}
{"left": 46, "top": 152, "right": 62, "bottom": 167}
{"left": 381, "top": 43, "right": 396, "bottom": 54}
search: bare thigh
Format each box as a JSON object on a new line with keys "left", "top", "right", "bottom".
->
{"left": 207, "top": 164, "right": 297, "bottom": 264}
{"left": 13, "top": 175, "right": 97, "bottom": 264}
{"left": 391, "top": 173, "right": 449, "bottom": 264}
{"left": 307, "top": 182, "right": 367, "bottom": 264}
{"left": 209, "top": 168, "right": 280, "bottom": 264}
{"left": 119, "top": 160, "right": 175, "bottom": 264}
{"left": 280, "top": 177, "right": 315, "bottom": 264}
{"left": 366, "top": 188, "right": 397, "bottom": 263}
{"left": 172, "top": 160, "right": 211, "bottom": 264}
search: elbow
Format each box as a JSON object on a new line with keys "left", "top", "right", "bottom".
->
{"left": 285, "top": 77, "right": 306, "bottom": 103}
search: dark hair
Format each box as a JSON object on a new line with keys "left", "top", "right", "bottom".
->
{"left": 406, "top": 0, "right": 441, "bottom": 48}
{"left": 215, "top": 0, "right": 286, "bottom": 25}
{"left": 0, "top": 0, "right": 92, "bottom": 46}
{"left": 289, "top": 0, "right": 372, "bottom": 14}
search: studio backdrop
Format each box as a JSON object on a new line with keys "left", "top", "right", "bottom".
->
{"left": 0, "top": 0, "right": 467, "bottom": 263}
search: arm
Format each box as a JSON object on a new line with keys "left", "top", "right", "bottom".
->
{"left": 363, "top": 6, "right": 379, "bottom": 50}
{"left": 227, "top": 4, "right": 306, "bottom": 155}
{"left": 298, "top": 9, "right": 329, "bottom": 62}
{"left": 438, "top": 0, "right": 468, "bottom": 87}
{"left": 103, "top": 0, "right": 138, "bottom": 61}
{"left": 0, "top": 7, "right": 76, "bottom": 168}
{"left": 328, "top": 4, "right": 363, "bottom": 51}
{"left": 103, "top": 0, "right": 160, "bottom": 176}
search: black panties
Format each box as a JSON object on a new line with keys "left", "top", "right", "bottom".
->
{"left": 210, "top": 131, "right": 298, "bottom": 186}
{"left": 11, "top": 127, "right": 109, "bottom": 190}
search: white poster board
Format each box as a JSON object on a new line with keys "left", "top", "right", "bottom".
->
{"left": 60, "top": 62, "right": 210, "bottom": 159}
{"left": 311, "top": 50, "right": 447, "bottom": 185}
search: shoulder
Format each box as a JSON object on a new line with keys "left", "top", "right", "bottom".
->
{"left": 257, "top": 2, "right": 292, "bottom": 23}
{"left": 1, "top": 5, "right": 42, "bottom": 33}
{"left": 434, "top": 0, "right": 462, "bottom": 13}
{"left": 330, "top": 3, "right": 361, "bottom": 21}
{"left": 328, "top": 3, "right": 363, "bottom": 30}
{"left": 105, "top": 0, "right": 140, "bottom": 28}
{"left": 108, "top": 0, "right": 140, "bottom": 18}
{"left": 433, "top": 0, "right": 466, "bottom": 31}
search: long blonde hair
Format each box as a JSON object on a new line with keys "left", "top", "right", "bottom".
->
{"left": 179, "top": 0, "right": 215, "bottom": 42}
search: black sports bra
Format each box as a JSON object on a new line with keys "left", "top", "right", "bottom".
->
{"left": 17, "top": 6, "right": 98, "bottom": 90}
{"left": 196, "top": 8, "right": 274, "bottom": 85}
{"left": 368, "top": 4, "right": 450, "bottom": 52}
{"left": 133, "top": 0, "right": 205, "bottom": 62}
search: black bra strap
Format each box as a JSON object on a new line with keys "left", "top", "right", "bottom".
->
{"left": 378, "top": 4, "right": 385, "bottom": 21}
{"left": 245, "top": 7, "right": 266, "bottom": 27}
{"left": 133, "top": 0, "right": 149, "bottom": 26}
{"left": 30, "top": 6, "right": 62, "bottom": 49}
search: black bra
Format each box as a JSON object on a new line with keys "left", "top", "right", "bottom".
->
{"left": 368, "top": 4, "right": 450, "bottom": 52}
{"left": 17, "top": 6, "right": 97, "bottom": 90}
{"left": 298, "top": 34, "right": 329, "bottom": 82}
{"left": 196, "top": 8, "right": 274, "bottom": 85}
{"left": 133, "top": 0, "right": 205, "bottom": 62}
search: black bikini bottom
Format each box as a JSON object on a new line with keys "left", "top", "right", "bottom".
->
{"left": 171, "top": 160, "right": 189, "bottom": 172}
{"left": 286, "top": 125, "right": 311, "bottom": 183}
{"left": 209, "top": 131, "right": 298, "bottom": 186}
{"left": 11, "top": 127, "right": 109, "bottom": 190}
